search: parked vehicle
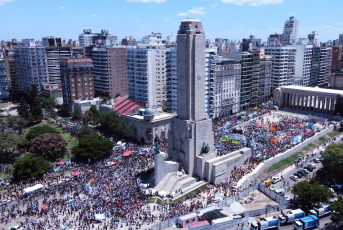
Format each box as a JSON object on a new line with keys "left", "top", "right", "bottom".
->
{"left": 271, "top": 176, "right": 281, "bottom": 184}
{"left": 308, "top": 163, "right": 316, "bottom": 169}
{"left": 294, "top": 173, "right": 303, "bottom": 179}
{"left": 293, "top": 215, "right": 319, "bottom": 230}
{"left": 278, "top": 209, "right": 305, "bottom": 225}
{"left": 304, "top": 166, "right": 313, "bottom": 172}
{"left": 275, "top": 188, "right": 285, "bottom": 196}
{"left": 250, "top": 216, "right": 279, "bottom": 230}
{"left": 309, "top": 204, "right": 331, "bottom": 218}
{"left": 313, "top": 158, "right": 321, "bottom": 163}
{"left": 290, "top": 175, "right": 299, "bottom": 181}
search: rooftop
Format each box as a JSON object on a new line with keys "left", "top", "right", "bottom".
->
{"left": 182, "top": 18, "right": 200, "bottom": 22}
{"left": 280, "top": 85, "right": 343, "bottom": 95}
{"left": 113, "top": 97, "right": 145, "bottom": 115}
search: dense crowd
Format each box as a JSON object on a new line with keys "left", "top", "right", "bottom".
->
{"left": 0, "top": 104, "right": 333, "bottom": 229}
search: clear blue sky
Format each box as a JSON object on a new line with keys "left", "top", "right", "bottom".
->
{"left": 1, "top": 0, "right": 342, "bottom": 43}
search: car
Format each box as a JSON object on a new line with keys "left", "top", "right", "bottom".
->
{"left": 290, "top": 175, "right": 299, "bottom": 181}
{"left": 313, "top": 158, "right": 321, "bottom": 163}
{"left": 297, "top": 170, "right": 306, "bottom": 176}
{"left": 284, "top": 196, "right": 293, "bottom": 202}
{"left": 8, "top": 226, "right": 24, "bottom": 230}
{"left": 270, "top": 187, "right": 277, "bottom": 192}
{"left": 303, "top": 168, "right": 310, "bottom": 174}
{"left": 304, "top": 166, "right": 313, "bottom": 172}
{"left": 294, "top": 172, "right": 303, "bottom": 178}
{"left": 299, "top": 169, "right": 309, "bottom": 175}
{"left": 308, "top": 163, "right": 316, "bottom": 169}
{"left": 318, "top": 156, "right": 324, "bottom": 161}
{"left": 271, "top": 176, "right": 282, "bottom": 184}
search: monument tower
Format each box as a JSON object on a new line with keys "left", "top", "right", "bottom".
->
{"left": 168, "top": 19, "right": 215, "bottom": 177}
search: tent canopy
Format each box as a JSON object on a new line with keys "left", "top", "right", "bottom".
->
{"left": 56, "top": 161, "right": 66, "bottom": 165}
{"left": 95, "top": 213, "right": 106, "bottom": 220}
{"left": 72, "top": 171, "right": 81, "bottom": 176}
{"left": 42, "top": 205, "right": 48, "bottom": 210}
{"left": 122, "top": 151, "right": 132, "bottom": 157}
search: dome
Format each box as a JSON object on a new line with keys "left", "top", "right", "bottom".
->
{"left": 143, "top": 107, "right": 155, "bottom": 116}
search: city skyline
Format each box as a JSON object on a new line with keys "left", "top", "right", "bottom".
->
{"left": 1, "top": 0, "right": 343, "bottom": 43}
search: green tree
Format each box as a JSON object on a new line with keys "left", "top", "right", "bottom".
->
{"left": 322, "top": 143, "right": 343, "bottom": 181}
{"left": 41, "top": 97, "right": 56, "bottom": 109}
{"left": 30, "top": 133, "right": 67, "bottom": 162}
{"left": 7, "top": 116, "right": 29, "bottom": 134}
{"left": 292, "top": 178, "right": 334, "bottom": 210}
{"left": 26, "top": 124, "right": 59, "bottom": 141}
{"left": 70, "top": 124, "right": 93, "bottom": 138}
{"left": 330, "top": 196, "right": 343, "bottom": 222}
{"left": 17, "top": 85, "right": 42, "bottom": 124}
{"left": 13, "top": 153, "right": 51, "bottom": 180}
{"left": 57, "top": 104, "right": 71, "bottom": 117}
{"left": 72, "top": 135, "right": 113, "bottom": 161}
{"left": 98, "top": 111, "right": 134, "bottom": 138}
{"left": 0, "top": 132, "right": 23, "bottom": 164}
{"left": 72, "top": 106, "right": 82, "bottom": 121}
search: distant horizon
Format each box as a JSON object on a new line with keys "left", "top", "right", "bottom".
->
{"left": 1, "top": 0, "right": 342, "bottom": 43}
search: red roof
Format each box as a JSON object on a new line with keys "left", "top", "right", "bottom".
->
{"left": 113, "top": 97, "right": 145, "bottom": 115}
{"left": 188, "top": 220, "right": 209, "bottom": 229}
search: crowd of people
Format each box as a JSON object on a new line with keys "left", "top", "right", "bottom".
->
{"left": 0, "top": 103, "right": 334, "bottom": 229}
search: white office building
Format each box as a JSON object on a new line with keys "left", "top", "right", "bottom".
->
{"left": 263, "top": 46, "right": 296, "bottom": 91}
{"left": 127, "top": 33, "right": 167, "bottom": 107}
{"left": 294, "top": 44, "right": 313, "bottom": 86}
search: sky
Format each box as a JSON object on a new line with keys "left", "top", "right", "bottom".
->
{"left": 1, "top": 0, "right": 343, "bottom": 43}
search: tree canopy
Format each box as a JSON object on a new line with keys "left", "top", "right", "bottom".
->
{"left": 7, "top": 116, "right": 29, "bottom": 134}
{"left": 322, "top": 143, "right": 343, "bottom": 181}
{"left": 72, "top": 135, "right": 113, "bottom": 161}
{"left": 26, "top": 124, "right": 59, "bottom": 141}
{"left": 98, "top": 111, "right": 134, "bottom": 138}
{"left": 292, "top": 178, "right": 334, "bottom": 210}
{"left": 30, "top": 133, "right": 67, "bottom": 162}
{"left": 17, "top": 84, "right": 42, "bottom": 124}
{"left": 13, "top": 153, "right": 51, "bottom": 180}
{"left": 0, "top": 132, "right": 24, "bottom": 164}
{"left": 70, "top": 124, "right": 93, "bottom": 138}
{"left": 330, "top": 196, "right": 343, "bottom": 222}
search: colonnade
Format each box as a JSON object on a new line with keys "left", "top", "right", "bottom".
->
{"left": 282, "top": 92, "right": 336, "bottom": 113}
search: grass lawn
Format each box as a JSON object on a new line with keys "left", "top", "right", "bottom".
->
{"left": 318, "top": 136, "right": 328, "bottom": 143}
{"left": 328, "top": 131, "right": 341, "bottom": 138}
{"left": 268, "top": 152, "right": 303, "bottom": 173}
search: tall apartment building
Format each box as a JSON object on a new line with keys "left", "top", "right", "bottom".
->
{"left": 281, "top": 16, "right": 298, "bottom": 45}
{"left": 60, "top": 58, "right": 94, "bottom": 106}
{"left": 294, "top": 44, "right": 313, "bottom": 86}
{"left": 259, "top": 55, "right": 272, "bottom": 103}
{"left": 214, "top": 59, "right": 241, "bottom": 117}
{"left": 331, "top": 47, "right": 343, "bottom": 72}
{"left": 307, "top": 31, "right": 319, "bottom": 46}
{"left": 205, "top": 48, "right": 216, "bottom": 118}
{"left": 339, "top": 34, "right": 343, "bottom": 46}
{"left": 79, "top": 29, "right": 118, "bottom": 47}
{"left": 165, "top": 47, "right": 177, "bottom": 113}
{"left": 91, "top": 47, "right": 127, "bottom": 98}
{"left": 309, "top": 47, "right": 332, "bottom": 87}
{"left": 13, "top": 40, "right": 48, "bottom": 94}
{"left": 127, "top": 33, "right": 167, "bottom": 107}
{"left": 0, "top": 53, "right": 10, "bottom": 100}
{"left": 263, "top": 46, "right": 296, "bottom": 91}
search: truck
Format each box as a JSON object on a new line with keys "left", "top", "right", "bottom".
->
{"left": 278, "top": 209, "right": 305, "bottom": 226}
{"left": 293, "top": 215, "right": 319, "bottom": 230}
{"left": 309, "top": 204, "right": 331, "bottom": 218}
{"left": 250, "top": 216, "right": 279, "bottom": 230}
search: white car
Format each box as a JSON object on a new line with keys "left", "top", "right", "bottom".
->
{"left": 284, "top": 196, "right": 292, "bottom": 202}
{"left": 290, "top": 175, "right": 299, "bottom": 181}
{"left": 272, "top": 176, "right": 282, "bottom": 184}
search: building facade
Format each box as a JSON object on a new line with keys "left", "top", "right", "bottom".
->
{"left": 92, "top": 47, "right": 127, "bottom": 98}
{"left": 0, "top": 53, "right": 10, "bottom": 100}
{"left": 165, "top": 47, "right": 177, "bottom": 113}
{"left": 281, "top": 16, "right": 298, "bottom": 45}
{"left": 294, "top": 44, "right": 313, "bottom": 86}
{"left": 60, "top": 58, "right": 94, "bottom": 106}
{"left": 13, "top": 41, "right": 48, "bottom": 94}
{"left": 214, "top": 59, "right": 241, "bottom": 117}
{"left": 310, "top": 47, "right": 332, "bottom": 87}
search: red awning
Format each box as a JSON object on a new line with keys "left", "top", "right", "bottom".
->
{"left": 42, "top": 205, "right": 49, "bottom": 210}
{"left": 56, "top": 161, "right": 66, "bottom": 166}
{"left": 122, "top": 151, "right": 132, "bottom": 157}
{"left": 72, "top": 171, "right": 81, "bottom": 176}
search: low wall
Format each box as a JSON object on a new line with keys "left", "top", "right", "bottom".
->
{"left": 237, "top": 124, "right": 335, "bottom": 187}
{"left": 154, "top": 152, "right": 178, "bottom": 187}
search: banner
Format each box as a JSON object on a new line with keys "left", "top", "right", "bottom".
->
{"left": 232, "top": 140, "right": 240, "bottom": 144}
{"left": 220, "top": 138, "right": 231, "bottom": 141}
{"left": 292, "top": 133, "right": 303, "bottom": 145}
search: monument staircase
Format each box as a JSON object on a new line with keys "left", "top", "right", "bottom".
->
{"left": 153, "top": 172, "right": 198, "bottom": 194}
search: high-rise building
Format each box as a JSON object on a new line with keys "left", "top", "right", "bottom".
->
{"left": 263, "top": 46, "right": 296, "bottom": 91}
{"left": 259, "top": 55, "right": 272, "bottom": 103}
{"left": 0, "top": 53, "right": 10, "bottom": 100}
{"left": 281, "top": 16, "right": 298, "bottom": 45}
{"left": 165, "top": 47, "right": 177, "bottom": 113}
{"left": 42, "top": 36, "right": 62, "bottom": 47}
{"left": 294, "top": 44, "right": 313, "bottom": 86}
{"left": 307, "top": 31, "right": 319, "bottom": 46}
{"left": 213, "top": 59, "right": 241, "bottom": 117}
{"left": 205, "top": 48, "right": 216, "bottom": 118}
{"left": 79, "top": 29, "right": 118, "bottom": 47}
{"left": 127, "top": 33, "right": 167, "bottom": 107}
{"left": 60, "top": 58, "right": 94, "bottom": 106}
{"left": 331, "top": 47, "right": 343, "bottom": 72}
{"left": 13, "top": 40, "right": 48, "bottom": 94}
{"left": 267, "top": 33, "right": 281, "bottom": 46}
{"left": 91, "top": 47, "right": 127, "bottom": 98}
{"left": 339, "top": 34, "right": 343, "bottom": 46}
{"left": 310, "top": 46, "right": 332, "bottom": 87}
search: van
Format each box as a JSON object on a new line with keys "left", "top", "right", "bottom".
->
{"left": 275, "top": 188, "right": 285, "bottom": 195}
